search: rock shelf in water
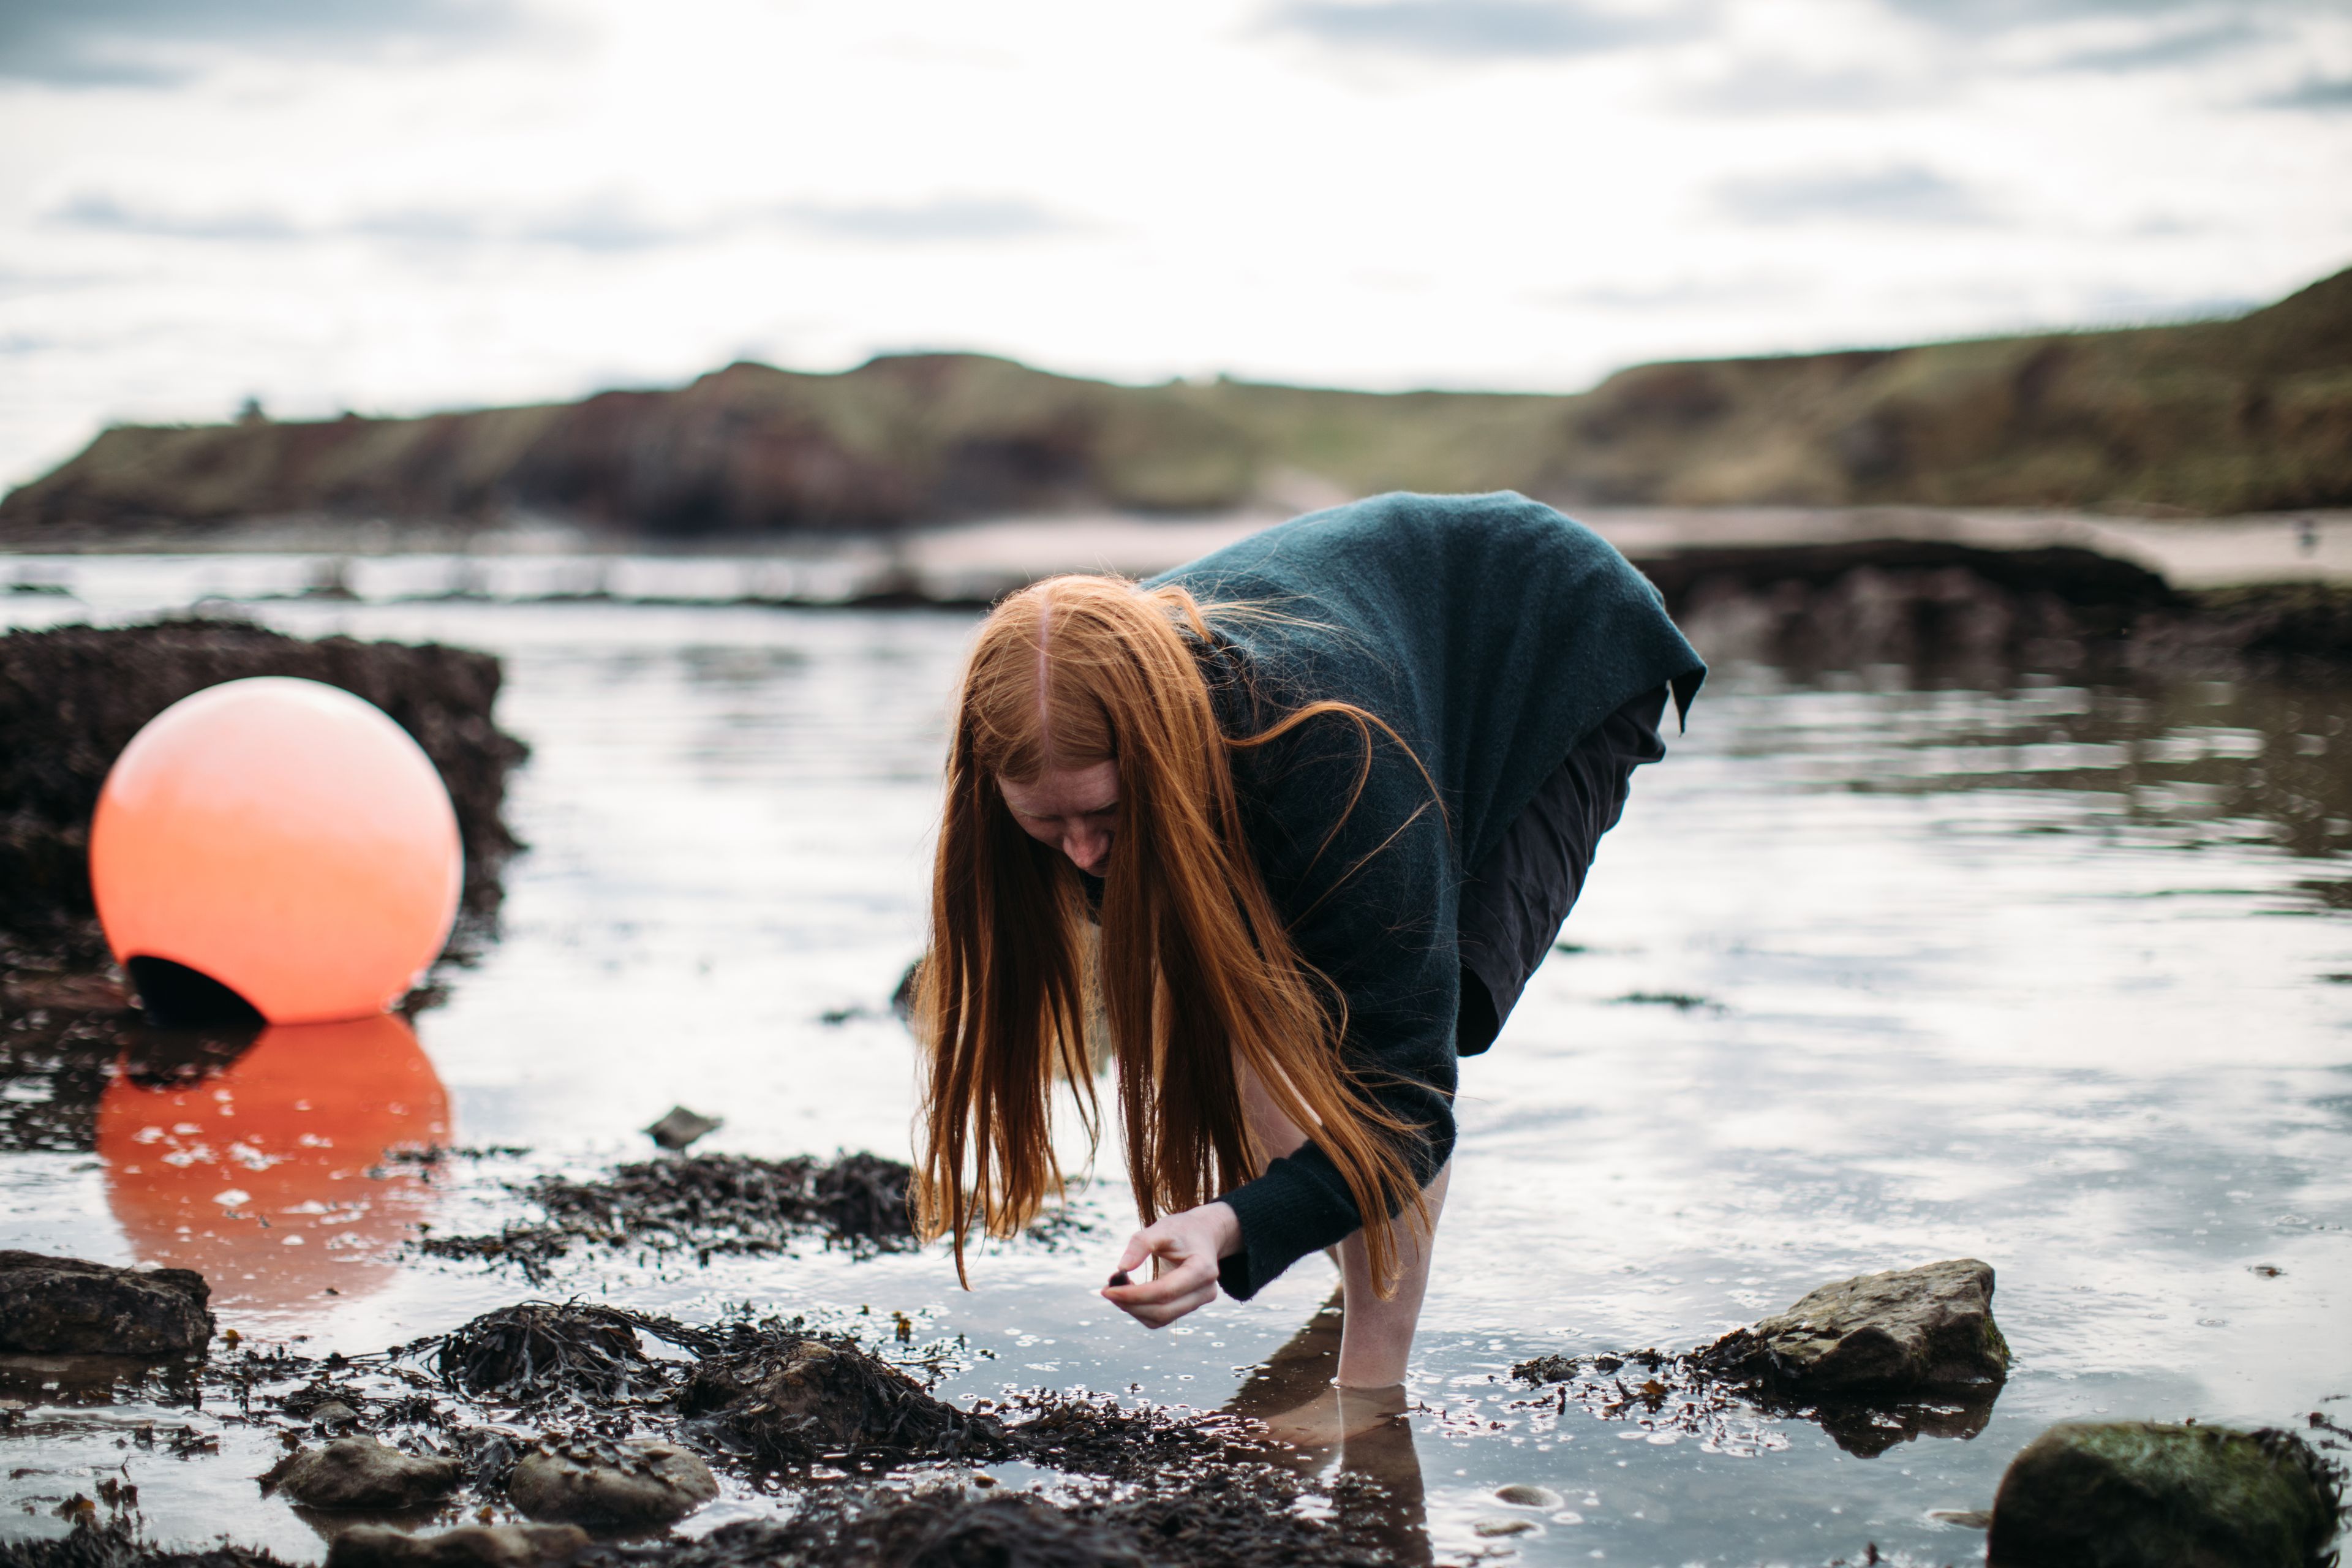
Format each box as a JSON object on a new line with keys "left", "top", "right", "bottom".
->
{"left": 0, "top": 1251, "right": 214, "bottom": 1357}
{"left": 0, "top": 621, "right": 526, "bottom": 974}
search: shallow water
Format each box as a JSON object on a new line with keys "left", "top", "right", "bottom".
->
{"left": 4, "top": 558, "right": 2350, "bottom": 1565}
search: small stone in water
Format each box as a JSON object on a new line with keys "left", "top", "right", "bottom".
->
{"left": 310, "top": 1401, "right": 360, "bottom": 1427}
{"left": 1930, "top": 1508, "right": 1992, "bottom": 1528}
{"left": 644, "top": 1107, "right": 722, "bottom": 1152}
{"left": 1494, "top": 1484, "right": 1562, "bottom": 1509}
{"left": 1472, "top": 1516, "right": 1536, "bottom": 1537}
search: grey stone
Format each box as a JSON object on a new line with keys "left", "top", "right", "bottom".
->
{"left": 268, "top": 1438, "right": 464, "bottom": 1510}
{"left": 1988, "top": 1422, "right": 2341, "bottom": 1568}
{"left": 0, "top": 1250, "right": 213, "bottom": 1355}
{"left": 1472, "top": 1517, "right": 1537, "bottom": 1537}
{"left": 644, "top": 1107, "right": 720, "bottom": 1152}
{"left": 507, "top": 1438, "right": 716, "bottom": 1531}
{"left": 1494, "top": 1484, "right": 1562, "bottom": 1509}
{"left": 1697, "top": 1258, "right": 2009, "bottom": 1394}
{"left": 311, "top": 1401, "right": 361, "bottom": 1427}
{"left": 327, "top": 1525, "right": 590, "bottom": 1568}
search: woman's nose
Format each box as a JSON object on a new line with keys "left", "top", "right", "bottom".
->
{"left": 1065, "top": 824, "right": 1110, "bottom": 873}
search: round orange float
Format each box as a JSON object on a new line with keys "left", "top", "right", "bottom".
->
{"left": 91, "top": 676, "right": 463, "bottom": 1025}
{"left": 96, "top": 1013, "right": 450, "bottom": 1311}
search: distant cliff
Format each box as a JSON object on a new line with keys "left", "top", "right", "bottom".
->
{"left": 6, "top": 266, "right": 2347, "bottom": 540}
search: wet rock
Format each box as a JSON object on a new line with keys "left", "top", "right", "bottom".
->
{"left": 1987, "top": 1422, "right": 2343, "bottom": 1568}
{"left": 1494, "top": 1483, "right": 1562, "bottom": 1509}
{"left": 326, "top": 1525, "right": 589, "bottom": 1568}
{"left": 310, "top": 1401, "right": 361, "bottom": 1428}
{"left": 507, "top": 1438, "right": 715, "bottom": 1531}
{"left": 0, "top": 1251, "right": 214, "bottom": 1355}
{"left": 1472, "top": 1516, "right": 1537, "bottom": 1537}
{"left": 0, "top": 621, "right": 526, "bottom": 967}
{"left": 1697, "top": 1258, "right": 2009, "bottom": 1395}
{"left": 679, "top": 1333, "right": 994, "bottom": 1466}
{"left": 265, "top": 1438, "right": 463, "bottom": 1510}
{"left": 643, "top": 1107, "right": 720, "bottom": 1152}
{"left": 437, "top": 1305, "right": 659, "bottom": 1402}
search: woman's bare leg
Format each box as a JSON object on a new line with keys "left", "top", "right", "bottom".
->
{"left": 1237, "top": 1061, "right": 1449, "bottom": 1390}
{"left": 1334, "top": 1159, "right": 1448, "bottom": 1388}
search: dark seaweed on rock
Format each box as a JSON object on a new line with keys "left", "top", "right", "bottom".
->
{"left": 416, "top": 1153, "right": 916, "bottom": 1280}
{"left": 573, "top": 1469, "right": 1396, "bottom": 1568}
{"left": 0, "top": 1520, "right": 296, "bottom": 1568}
{"left": 995, "top": 1392, "right": 1264, "bottom": 1479}
{"left": 436, "top": 1304, "right": 669, "bottom": 1403}
{"left": 680, "top": 1332, "right": 997, "bottom": 1468}
{"left": 0, "top": 620, "right": 527, "bottom": 966}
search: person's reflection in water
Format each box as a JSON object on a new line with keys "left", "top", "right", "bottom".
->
{"left": 96, "top": 1013, "right": 450, "bottom": 1311}
{"left": 1223, "top": 1288, "right": 1432, "bottom": 1567}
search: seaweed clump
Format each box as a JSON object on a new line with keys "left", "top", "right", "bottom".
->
{"left": 573, "top": 1469, "right": 1395, "bottom": 1568}
{"left": 680, "top": 1332, "right": 996, "bottom": 1468}
{"left": 417, "top": 1153, "right": 916, "bottom": 1280}
{"left": 0, "top": 1520, "right": 296, "bottom": 1568}
{"left": 437, "top": 1303, "right": 671, "bottom": 1404}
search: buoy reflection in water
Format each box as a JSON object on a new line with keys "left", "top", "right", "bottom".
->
{"left": 96, "top": 1013, "right": 450, "bottom": 1308}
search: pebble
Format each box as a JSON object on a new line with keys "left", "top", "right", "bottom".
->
{"left": 269, "top": 1438, "right": 462, "bottom": 1510}
{"left": 508, "top": 1438, "right": 716, "bottom": 1530}
{"left": 327, "top": 1523, "right": 591, "bottom": 1568}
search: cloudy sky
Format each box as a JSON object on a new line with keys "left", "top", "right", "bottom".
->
{"left": 2, "top": 0, "right": 2348, "bottom": 488}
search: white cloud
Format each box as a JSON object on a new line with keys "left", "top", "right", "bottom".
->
{"left": 0, "top": 0, "right": 2346, "bottom": 488}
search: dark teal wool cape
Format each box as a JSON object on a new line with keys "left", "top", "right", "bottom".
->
{"left": 1145, "top": 491, "right": 1705, "bottom": 1300}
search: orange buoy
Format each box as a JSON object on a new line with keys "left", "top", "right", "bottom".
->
{"left": 96, "top": 1013, "right": 450, "bottom": 1311}
{"left": 91, "top": 676, "right": 463, "bottom": 1025}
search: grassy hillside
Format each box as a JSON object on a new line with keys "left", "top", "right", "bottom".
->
{"left": 6, "top": 266, "right": 2346, "bottom": 540}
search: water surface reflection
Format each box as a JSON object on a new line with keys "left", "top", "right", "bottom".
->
{"left": 96, "top": 1014, "right": 448, "bottom": 1308}
{"left": 2, "top": 580, "right": 2348, "bottom": 1565}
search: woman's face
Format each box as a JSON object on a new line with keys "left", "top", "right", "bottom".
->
{"left": 997, "top": 761, "right": 1120, "bottom": 876}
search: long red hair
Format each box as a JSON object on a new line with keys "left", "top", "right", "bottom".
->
{"left": 913, "top": 575, "right": 1432, "bottom": 1294}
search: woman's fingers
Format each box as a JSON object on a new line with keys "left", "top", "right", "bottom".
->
{"left": 1118, "top": 1280, "right": 1218, "bottom": 1328}
{"left": 1106, "top": 1257, "right": 1219, "bottom": 1325}
{"left": 1102, "top": 1202, "right": 1240, "bottom": 1328}
{"left": 1106, "top": 1248, "right": 1214, "bottom": 1306}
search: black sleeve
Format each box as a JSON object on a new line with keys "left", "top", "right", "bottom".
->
{"left": 1212, "top": 709, "right": 1459, "bottom": 1301}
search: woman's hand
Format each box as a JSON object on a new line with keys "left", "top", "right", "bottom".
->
{"left": 1102, "top": 1201, "right": 1241, "bottom": 1328}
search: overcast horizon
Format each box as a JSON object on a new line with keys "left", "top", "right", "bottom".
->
{"left": 4, "top": 0, "right": 2349, "bottom": 491}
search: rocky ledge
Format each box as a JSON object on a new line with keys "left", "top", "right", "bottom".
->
{"left": 0, "top": 620, "right": 527, "bottom": 980}
{"left": 0, "top": 1250, "right": 214, "bottom": 1357}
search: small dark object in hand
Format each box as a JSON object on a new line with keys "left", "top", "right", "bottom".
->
{"left": 1107, "top": 1271, "right": 1131, "bottom": 1288}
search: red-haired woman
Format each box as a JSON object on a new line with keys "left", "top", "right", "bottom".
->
{"left": 915, "top": 491, "right": 1704, "bottom": 1392}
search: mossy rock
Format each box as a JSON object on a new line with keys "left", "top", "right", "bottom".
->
{"left": 1989, "top": 1420, "right": 2343, "bottom": 1568}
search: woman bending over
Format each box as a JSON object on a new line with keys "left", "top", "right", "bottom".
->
{"left": 914, "top": 491, "right": 1705, "bottom": 1390}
